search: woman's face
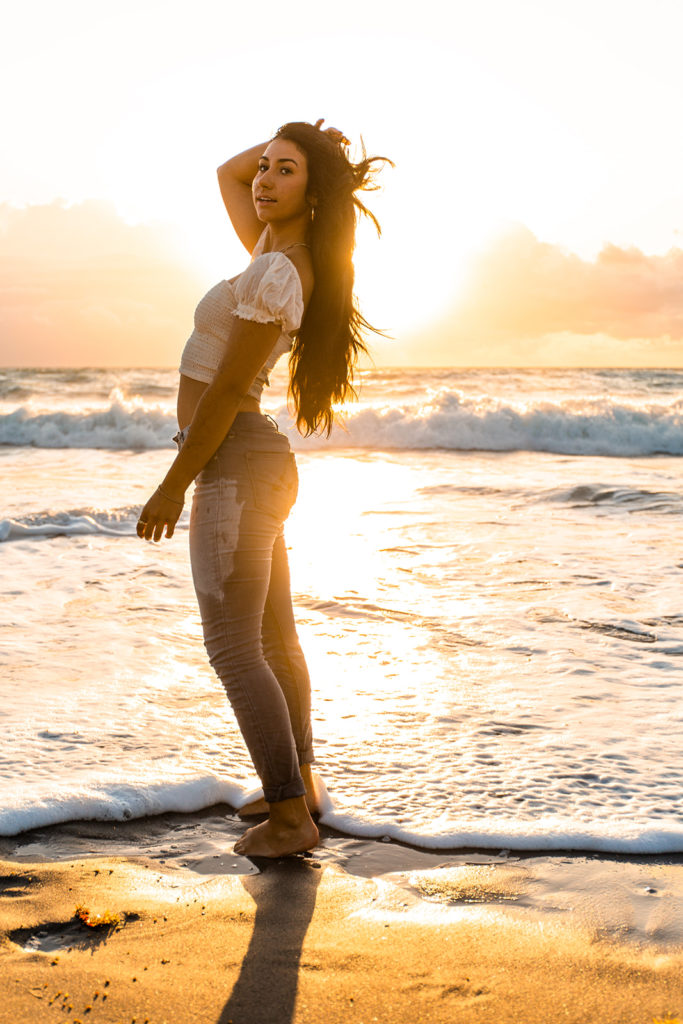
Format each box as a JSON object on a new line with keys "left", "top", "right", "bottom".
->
{"left": 252, "top": 138, "right": 311, "bottom": 224}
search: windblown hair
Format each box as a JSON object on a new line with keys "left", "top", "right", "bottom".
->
{"left": 272, "top": 121, "right": 393, "bottom": 437}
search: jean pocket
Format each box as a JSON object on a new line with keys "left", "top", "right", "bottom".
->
{"left": 245, "top": 450, "right": 298, "bottom": 520}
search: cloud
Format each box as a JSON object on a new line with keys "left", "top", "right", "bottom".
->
{"left": 0, "top": 200, "right": 205, "bottom": 366}
{"left": 460, "top": 225, "right": 683, "bottom": 339}
{"left": 3, "top": 204, "right": 682, "bottom": 369}
{"left": 396, "top": 225, "right": 683, "bottom": 367}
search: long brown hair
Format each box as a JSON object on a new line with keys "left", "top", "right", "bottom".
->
{"left": 272, "top": 121, "right": 392, "bottom": 437}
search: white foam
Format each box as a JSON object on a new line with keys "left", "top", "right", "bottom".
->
{"left": 0, "top": 399, "right": 176, "bottom": 449}
{"left": 3, "top": 391, "right": 682, "bottom": 455}
{"left": 318, "top": 807, "right": 683, "bottom": 854}
{"left": 278, "top": 391, "right": 683, "bottom": 457}
{"left": 4, "top": 774, "right": 683, "bottom": 854}
{"left": 0, "top": 507, "right": 188, "bottom": 543}
{"left": 0, "top": 514, "right": 129, "bottom": 542}
{"left": 0, "top": 774, "right": 246, "bottom": 838}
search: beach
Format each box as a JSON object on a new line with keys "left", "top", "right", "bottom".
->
{"left": 2, "top": 810, "right": 683, "bottom": 1023}
{"left": 5, "top": 0, "right": 683, "bottom": 1012}
{"left": 3, "top": 365, "right": 683, "bottom": 1021}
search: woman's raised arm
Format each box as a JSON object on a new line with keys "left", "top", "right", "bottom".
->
{"left": 217, "top": 141, "right": 269, "bottom": 253}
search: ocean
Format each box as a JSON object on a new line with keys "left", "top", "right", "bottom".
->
{"left": 2, "top": 365, "right": 683, "bottom": 854}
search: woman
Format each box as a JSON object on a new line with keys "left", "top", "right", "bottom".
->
{"left": 137, "top": 119, "right": 391, "bottom": 858}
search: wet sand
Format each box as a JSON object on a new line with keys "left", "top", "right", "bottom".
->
{"left": 1, "top": 807, "right": 683, "bottom": 1023}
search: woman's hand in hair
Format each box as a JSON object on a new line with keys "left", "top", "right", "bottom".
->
{"left": 313, "top": 118, "right": 350, "bottom": 147}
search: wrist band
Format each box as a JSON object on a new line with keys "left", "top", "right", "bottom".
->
{"left": 157, "top": 485, "right": 184, "bottom": 506}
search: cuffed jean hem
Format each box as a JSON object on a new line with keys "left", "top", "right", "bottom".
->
{"left": 264, "top": 777, "right": 307, "bottom": 803}
{"left": 263, "top": 749, "right": 315, "bottom": 803}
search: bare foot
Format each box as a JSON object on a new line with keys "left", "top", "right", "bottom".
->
{"left": 233, "top": 817, "right": 319, "bottom": 858}
{"left": 238, "top": 767, "right": 322, "bottom": 819}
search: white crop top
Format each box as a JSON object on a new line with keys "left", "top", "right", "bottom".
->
{"left": 179, "top": 233, "right": 304, "bottom": 401}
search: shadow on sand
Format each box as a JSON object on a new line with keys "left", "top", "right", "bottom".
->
{"left": 218, "top": 854, "right": 323, "bottom": 1024}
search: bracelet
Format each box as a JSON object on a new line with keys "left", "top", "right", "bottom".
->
{"left": 157, "top": 485, "right": 184, "bottom": 506}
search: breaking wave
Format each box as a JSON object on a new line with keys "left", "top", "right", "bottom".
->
{"left": 2, "top": 390, "right": 683, "bottom": 456}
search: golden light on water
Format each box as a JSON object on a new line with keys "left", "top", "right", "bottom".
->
{"left": 280, "top": 451, "right": 488, "bottom": 739}
{"left": 287, "top": 455, "right": 413, "bottom": 600}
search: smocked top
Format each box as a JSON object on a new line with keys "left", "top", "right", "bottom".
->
{"left": 179, "top": 230, "right": 305, "bottom": 401}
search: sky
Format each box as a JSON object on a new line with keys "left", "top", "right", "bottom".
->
{"left": 1, "top": 0, "right": 682, "bottom": 367}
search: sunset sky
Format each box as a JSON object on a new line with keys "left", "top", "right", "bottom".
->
{"left": 2, "top": 0, "right": 682, "bottom": 367}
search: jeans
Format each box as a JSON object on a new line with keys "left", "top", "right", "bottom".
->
{"left": 179, "top": 412, "right": 315, "bottom": 803}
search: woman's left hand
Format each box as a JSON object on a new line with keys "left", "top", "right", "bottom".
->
{"left": 137, "top": 486, "right": 185, "bottom": 542}
{"left": 313, "top": 118, "right": 350, "bottom": 147}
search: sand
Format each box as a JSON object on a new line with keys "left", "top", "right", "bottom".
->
{"left": 1, "top": 807, "right": 683, "bottom": 1024}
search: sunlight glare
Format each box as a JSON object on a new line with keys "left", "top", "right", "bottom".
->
{"left": 287, "top": 455, "right": 408, "bottom": 601}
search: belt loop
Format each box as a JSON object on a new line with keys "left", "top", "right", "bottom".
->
{"left": 265, "top": 413, "right": 281, "bottom": 433}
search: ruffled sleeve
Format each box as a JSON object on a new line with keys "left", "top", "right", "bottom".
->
{"left": 232, "top": 252, "right": 304, "bottom": 335}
